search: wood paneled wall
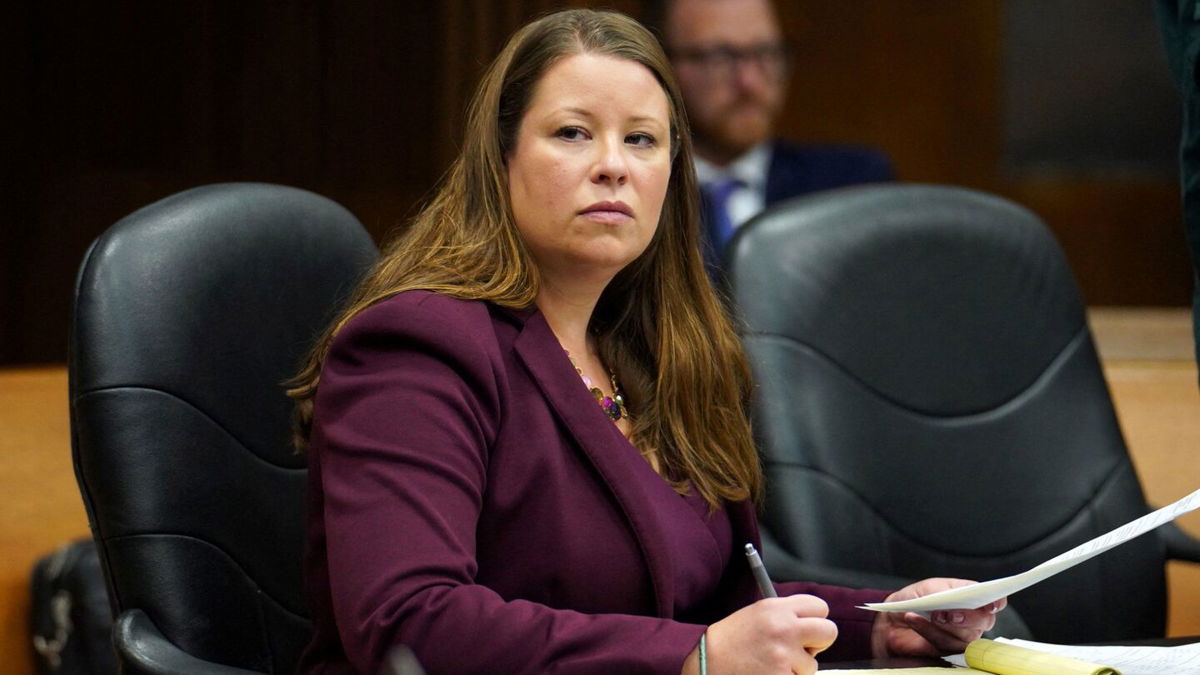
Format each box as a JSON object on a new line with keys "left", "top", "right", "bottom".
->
{"left": 1, "top": 1, "right": 1190, "bottom": 364}
{"left": 775, "top": 2, "right": 1191, "bottom": 307}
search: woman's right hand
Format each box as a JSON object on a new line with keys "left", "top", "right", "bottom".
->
{"left": 681, "top": 594, "right": 838, "bottom": 675}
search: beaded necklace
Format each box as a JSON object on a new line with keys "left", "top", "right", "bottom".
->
{"left": 565, "top": 350, "right": 629, "bottom": 422}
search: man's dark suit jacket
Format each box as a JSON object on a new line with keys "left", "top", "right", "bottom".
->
{"left": 1156, "top": 0, "right": 1200, "bottom": 368}
{"left": 702, "top": 141, "right": 894, "bottom": 274}
{"left": 299, "top": 291, "right": 887, "bottom": 674}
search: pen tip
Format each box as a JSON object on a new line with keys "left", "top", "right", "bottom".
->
{"left": 744, "top": 543, "right": 755, "bottom": 554}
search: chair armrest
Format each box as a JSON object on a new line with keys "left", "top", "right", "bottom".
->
{"left": 1163, "top": 521, "right": 1200, "bottom": 563}
{"left": 758, "top": 530, "right": 1034, "bottom": 640}
{"left": 114, "top": 609, "right": 263, "bottom": 675}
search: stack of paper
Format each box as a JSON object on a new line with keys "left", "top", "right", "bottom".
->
{"left": 944, "top": 638, "right": 1200, "bottom": 675}
{"left": 830, "top": 488, "right": 1200, "bottom": 673}
{"left": 954, "top": 639, "right": 1117, "bottom": 674}
{"left": 830, "top": 637, "right": 1200, "bottom": 674}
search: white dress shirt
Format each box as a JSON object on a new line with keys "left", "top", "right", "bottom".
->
{"left": 694, "top": 143, "right": 773, "bottom": 229}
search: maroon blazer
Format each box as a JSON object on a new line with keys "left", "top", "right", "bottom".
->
{"left": 299, "top": 291, "right": 887, "bottom": 674}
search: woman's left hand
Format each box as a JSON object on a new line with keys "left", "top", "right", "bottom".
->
{"left": 869, "top": 578, "right": 1005, "bottom": 658}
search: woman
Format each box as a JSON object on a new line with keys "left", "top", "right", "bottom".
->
{"left": 289, "top": 9, "right": 1001, "bottom": 674}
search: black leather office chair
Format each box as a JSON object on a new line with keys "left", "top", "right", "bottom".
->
{"left": 70, "top": 183, "right": 379, "bottom": 673}
{"left": 726, "top": 183, "right": 1200, "bottom": 644}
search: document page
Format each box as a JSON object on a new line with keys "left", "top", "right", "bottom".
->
{"left": 940, "top": 639, "right": 1117, "bottom": 674}
{"left": 831, "top": 640, "right": 1200, "bottom": 675}
{"left": 861, "top": 487, "right": 1200, "bottom": 614}
{"left": 825, "top": 662, "right": 984, "bottom": 667}
{"left": 987, "top": 638, "right": 1200, "bottom": 675}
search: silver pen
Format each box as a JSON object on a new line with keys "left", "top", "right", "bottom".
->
{"left": 744, "top": 542, "right": 778, "bottom": 598}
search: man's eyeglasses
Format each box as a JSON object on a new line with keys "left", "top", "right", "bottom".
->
{"left": 670, "top": 42, "right": 791, "bottom": 82}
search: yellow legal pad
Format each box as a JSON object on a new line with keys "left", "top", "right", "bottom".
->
{"left": 828, "top": 638, "right": 1119, "bottom": 674}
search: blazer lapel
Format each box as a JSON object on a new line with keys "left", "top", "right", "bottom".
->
{"left": 764, "top": 141, "right": 804, "bottom": 204}
{"left": 511, "top": 310, "right": 677, "bottom": 617}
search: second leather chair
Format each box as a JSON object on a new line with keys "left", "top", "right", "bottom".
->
{"left": 725, "top": 183, "right": 1200, "bottom": 644}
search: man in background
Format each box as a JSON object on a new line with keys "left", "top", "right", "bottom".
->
{"left": 651, "top": 0, "right": 894, "bottom": 273}
{"left": 1156, "top": 1, "right": 1200, "bottom": 374}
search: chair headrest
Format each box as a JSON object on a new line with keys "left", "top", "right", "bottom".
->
{"left": 71, "top": 182, "right": 379, "bottom": 466}
{"left": 727, "top": 184, "right": 1086, "bottom": 415}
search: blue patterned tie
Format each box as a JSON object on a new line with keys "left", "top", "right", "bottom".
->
{"left": 703, "top": 177, "right": 743, "bottom": 253}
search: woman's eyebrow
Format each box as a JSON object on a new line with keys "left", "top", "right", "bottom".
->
{"left": 552, "top": 107, "right": 664, "bottom": 127}
{"left": 628, "top": 115, "right": 665, "bottom": 126}
{"left": 554, "top": 106, "right": 596, "bottom": 118}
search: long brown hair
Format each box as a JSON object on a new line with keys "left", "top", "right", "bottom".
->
{"left": 288, "top": 8, "right": 761, "bottom": 508}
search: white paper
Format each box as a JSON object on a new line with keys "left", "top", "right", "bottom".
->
{"left": 943, "top": 638, "right": 1200, "bottom": 675}
{"left": 861, "top": 487, "right": 1200, "bottom": 614}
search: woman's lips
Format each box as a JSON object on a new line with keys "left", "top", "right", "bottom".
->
{"left": 581, "top": 201, "right": 633, "bottom": 224}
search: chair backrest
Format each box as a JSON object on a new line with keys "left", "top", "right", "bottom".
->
{"left": 726, "top": 184, "right": 1165, "bottom": 643}
{"left": 70, "top": 183, "right": 378, "bottom": 671}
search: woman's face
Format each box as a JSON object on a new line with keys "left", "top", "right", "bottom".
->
{"left": 507, "top": 52, "right": 672, "bottom": 285}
